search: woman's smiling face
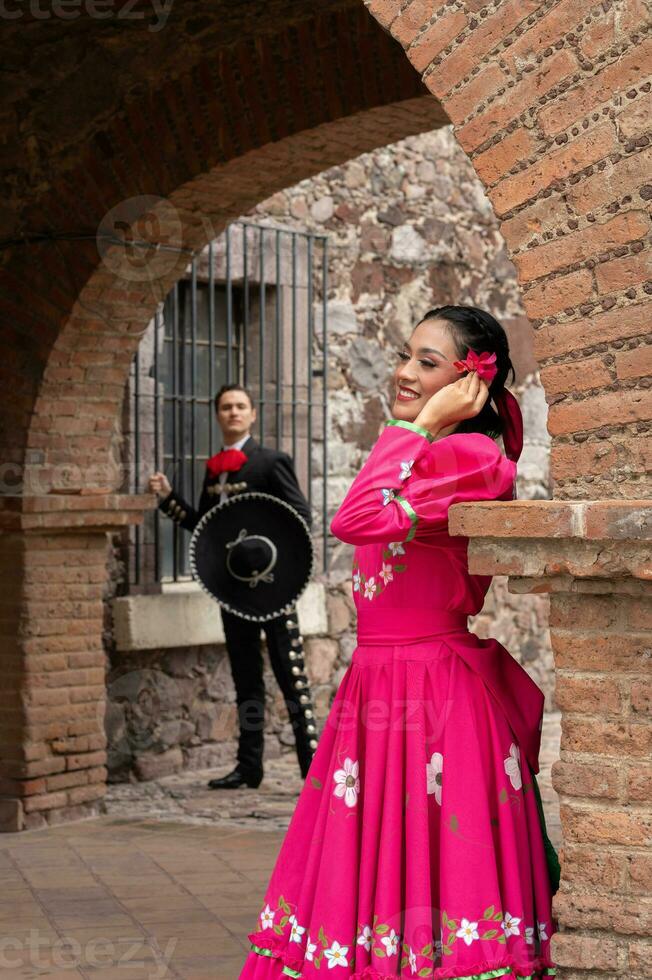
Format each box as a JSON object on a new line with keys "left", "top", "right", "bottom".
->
{"left": 392, "top": 318, "right": 462, "bottom": 422}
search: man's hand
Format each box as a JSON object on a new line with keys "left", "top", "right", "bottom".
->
{"left": 413, "top": 370, "right": 490, "bottom": 437}
{"left": 148, "top": 472, "right": 172, "bottom": 497}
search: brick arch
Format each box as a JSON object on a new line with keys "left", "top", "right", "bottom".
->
{"left": 1, "top": 0, "right": 439, "bottom": 489}
{"left": 366, "top": 0, "right": 650, "bottom": 498}
{"left": 20, "top": 96, "right": 446, "bottom": 495}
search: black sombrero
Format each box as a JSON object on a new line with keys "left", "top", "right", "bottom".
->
{"left": 189, "top": 492, "right": 314, "bottom": 622}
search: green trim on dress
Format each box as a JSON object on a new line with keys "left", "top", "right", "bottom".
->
{"left": 248, "top": 942, "right": 557, "bottom": 979}
{"left": 249, "top": 943, "right": 302, "bottom": 976}
{"left": 394, "top": 494, "right": 418, "bottom": 542}
{"left": 443, "top": 970, "right": 557, "bottom": 980}
{"left": 384, "top": 418, "right": 435, "bottom": 442}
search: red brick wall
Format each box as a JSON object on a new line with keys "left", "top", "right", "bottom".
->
{"left": 0, "top": 530, "right": 108, "bottom": 831}
{"left": 368, "top": 0, "right": 651, "bottom": 498}
{"left": 450, "top": 494, "right": 651, "bottom": 978}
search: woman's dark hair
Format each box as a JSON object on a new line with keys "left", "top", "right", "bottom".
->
{"left": 214, "top": 383, "right": 255, "bottom": 413}
{"left": 417, "top": 305, "right": 515, "bottom": 441}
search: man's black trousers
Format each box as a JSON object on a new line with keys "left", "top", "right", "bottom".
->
{"left": 220, "top": 608, "right": 314, "bottom": 780}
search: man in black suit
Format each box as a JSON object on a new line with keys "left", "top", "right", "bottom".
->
{"left": 148, "top": 383, "right": 318, "bottom": 789}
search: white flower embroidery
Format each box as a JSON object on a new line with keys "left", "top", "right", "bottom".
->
{"left": 426, "top": 751, "right": 443, "bottom": 805}
{"left": 504, "top": 742, "right": 522, "bottom": 790}
{"left": 456, "top": 918, "right": 479, "bottom": 945}
{"left": 305, "top": 935, "right": 318, "bottom": 961}
{"left": 333, "top": 757, "right": 360, "bottom": 808}
{"left": 388, "top": 541, "right": 405, "bottom": 556}
{"left": 501, "top": 912, "right": 521, "bottom": 937}
{"left": 289, "top": 915, "right": 306, "bottom": 943}
{"left": 356, "top": 925, "right": 373, "bottom": 951}
{"left": 379, "top": 561, "right": 393, "bottom": 585}
{"left": 260, "top": 904, "right": 274, "bottom": 929}
{"left": 363, "top": 576, "right": 377, "bottom": 600}
{"left": 538, "top": 921, "right": 549, "bottom": 940}
{"left": 399, "top": 459, "right": 415, "bottom": 481}
{"left": 380, "top": 928, "right": 400, "bottom": 956}
{"left": 525, "top": 925, "right": 534, "bottom": 945}
{"left": 324, "top": 940, "right": 349, "bottom": 968}
{"left": 408, "top": 946, "right": 418, "bottom": 973}
{"left": 381, "top": 488, "right": 397, "bottom": 506}
{"left": 353, "top": 569, "right": 361, "bottom": 592}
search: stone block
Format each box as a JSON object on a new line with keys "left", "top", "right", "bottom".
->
{"left": 133, "top": 747, "right": 183, "bottom": 782}
{"left": 112, "top": 580, "right": 327, "bottom": 651}
{"left": 0, "top": 798, "right": 24, "bottom": 833}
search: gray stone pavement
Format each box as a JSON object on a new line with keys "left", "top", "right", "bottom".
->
{"left": 0, "top": 712, "right": 560, "bottom": 980}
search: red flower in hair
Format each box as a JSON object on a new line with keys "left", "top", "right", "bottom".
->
{"left": 206, "top": 448, "right": 248, "bottom": 478}
{"left": 453, "top": 348, "right": 498, "bottom": 385}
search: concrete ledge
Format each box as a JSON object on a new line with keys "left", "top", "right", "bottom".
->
{"left": 0, "top": 493, "right": 154, "bottom": 532}
{"left": 449, "top": 499, "right": 652, "bottom": 540}
{"left": 448, "top": 499, "right": 652, "bottom": 583}
{"left": 466, "top": 537, "right": 651, "bottom": 581}
{"left": 112, "top": 580, "right": 328, "bottom": 652}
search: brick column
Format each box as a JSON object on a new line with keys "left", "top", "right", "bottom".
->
{"left": 0, "top": 495, "right": 151, "bottom": 832}
{"left": 450, "top": 499, "right": 651, "bottom": 978}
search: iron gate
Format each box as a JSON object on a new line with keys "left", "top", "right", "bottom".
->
{"left": 125, "top": 220, "right": 329, "bottom": 587}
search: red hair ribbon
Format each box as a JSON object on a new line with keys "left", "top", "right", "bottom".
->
{"left": 454, "top": 348, "right": 523, "bottom": 462}
{"left": 206, "top": 447, "right": 248, "bottom": 478}
{"left": 493, "top": 387, "right": 523, "bottom": 463}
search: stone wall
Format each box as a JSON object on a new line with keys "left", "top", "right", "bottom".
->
{"left": 106, "top": 126, "right": 556, "bottom": 782}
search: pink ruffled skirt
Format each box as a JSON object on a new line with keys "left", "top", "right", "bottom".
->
{"left": 238, "top": 636, "right": 557, "bottom": 979}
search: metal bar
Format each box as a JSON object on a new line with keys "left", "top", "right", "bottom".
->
{"left": 208, "top": 242, "right": 215, "bottom": 454}
{"left": 241, "top": 220, "right": 327, "bottom": 241}
{"left": 275, "top": 227, "right": 282, "bottom": 448}
{"left": 242, "top": 222, "right": 249, "bottom": 389}
{"left": 133, "top": 344, "right": 140, "bottom": 585}
{"left": 259, "top": 225, "right": 265, "bottom": 442}
{"left": 172, "top": 282, "right": 179, "bottom": 581}
{"left": 322, "top": 238, "right": 328, "bottom": 574}
{"left": 226, "top": 225, "right": 233, "bottom": 385}
{"left": 291, "top": 232, "right": 297, "bottom": 464}
{"left": 190, "top": 260, "right": 197, "bottom": 509}
{"left": 153, "top": 308, "right": 161, "bottom": 583}
{"left": 306, "top": 234, "right": 313, "bottom": 516}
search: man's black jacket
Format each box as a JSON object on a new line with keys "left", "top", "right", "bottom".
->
{"left": 159, "top": 435, "right": 312, "bottom": 532}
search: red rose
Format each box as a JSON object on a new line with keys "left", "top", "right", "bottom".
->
{"left": 206, "top": 448, "right": 248, "bottom": 478}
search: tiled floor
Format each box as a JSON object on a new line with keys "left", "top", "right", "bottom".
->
{"left": 0, "top": 819, "right": 280, "bottom": 979}
{"left": 0, "top": 712, "right": 561, "bottom": 979}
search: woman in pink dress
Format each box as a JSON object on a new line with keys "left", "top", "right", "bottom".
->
{"left": 239, "top": 306, "right": 558, "bottom": 979}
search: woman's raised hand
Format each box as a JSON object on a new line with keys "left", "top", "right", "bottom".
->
{"left": 413, "top": 370, "right": 490, "bottom": 437}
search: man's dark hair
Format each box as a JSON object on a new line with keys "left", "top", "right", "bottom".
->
{"left": 214, "top": 383, "right": 255, "bottom": 413}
